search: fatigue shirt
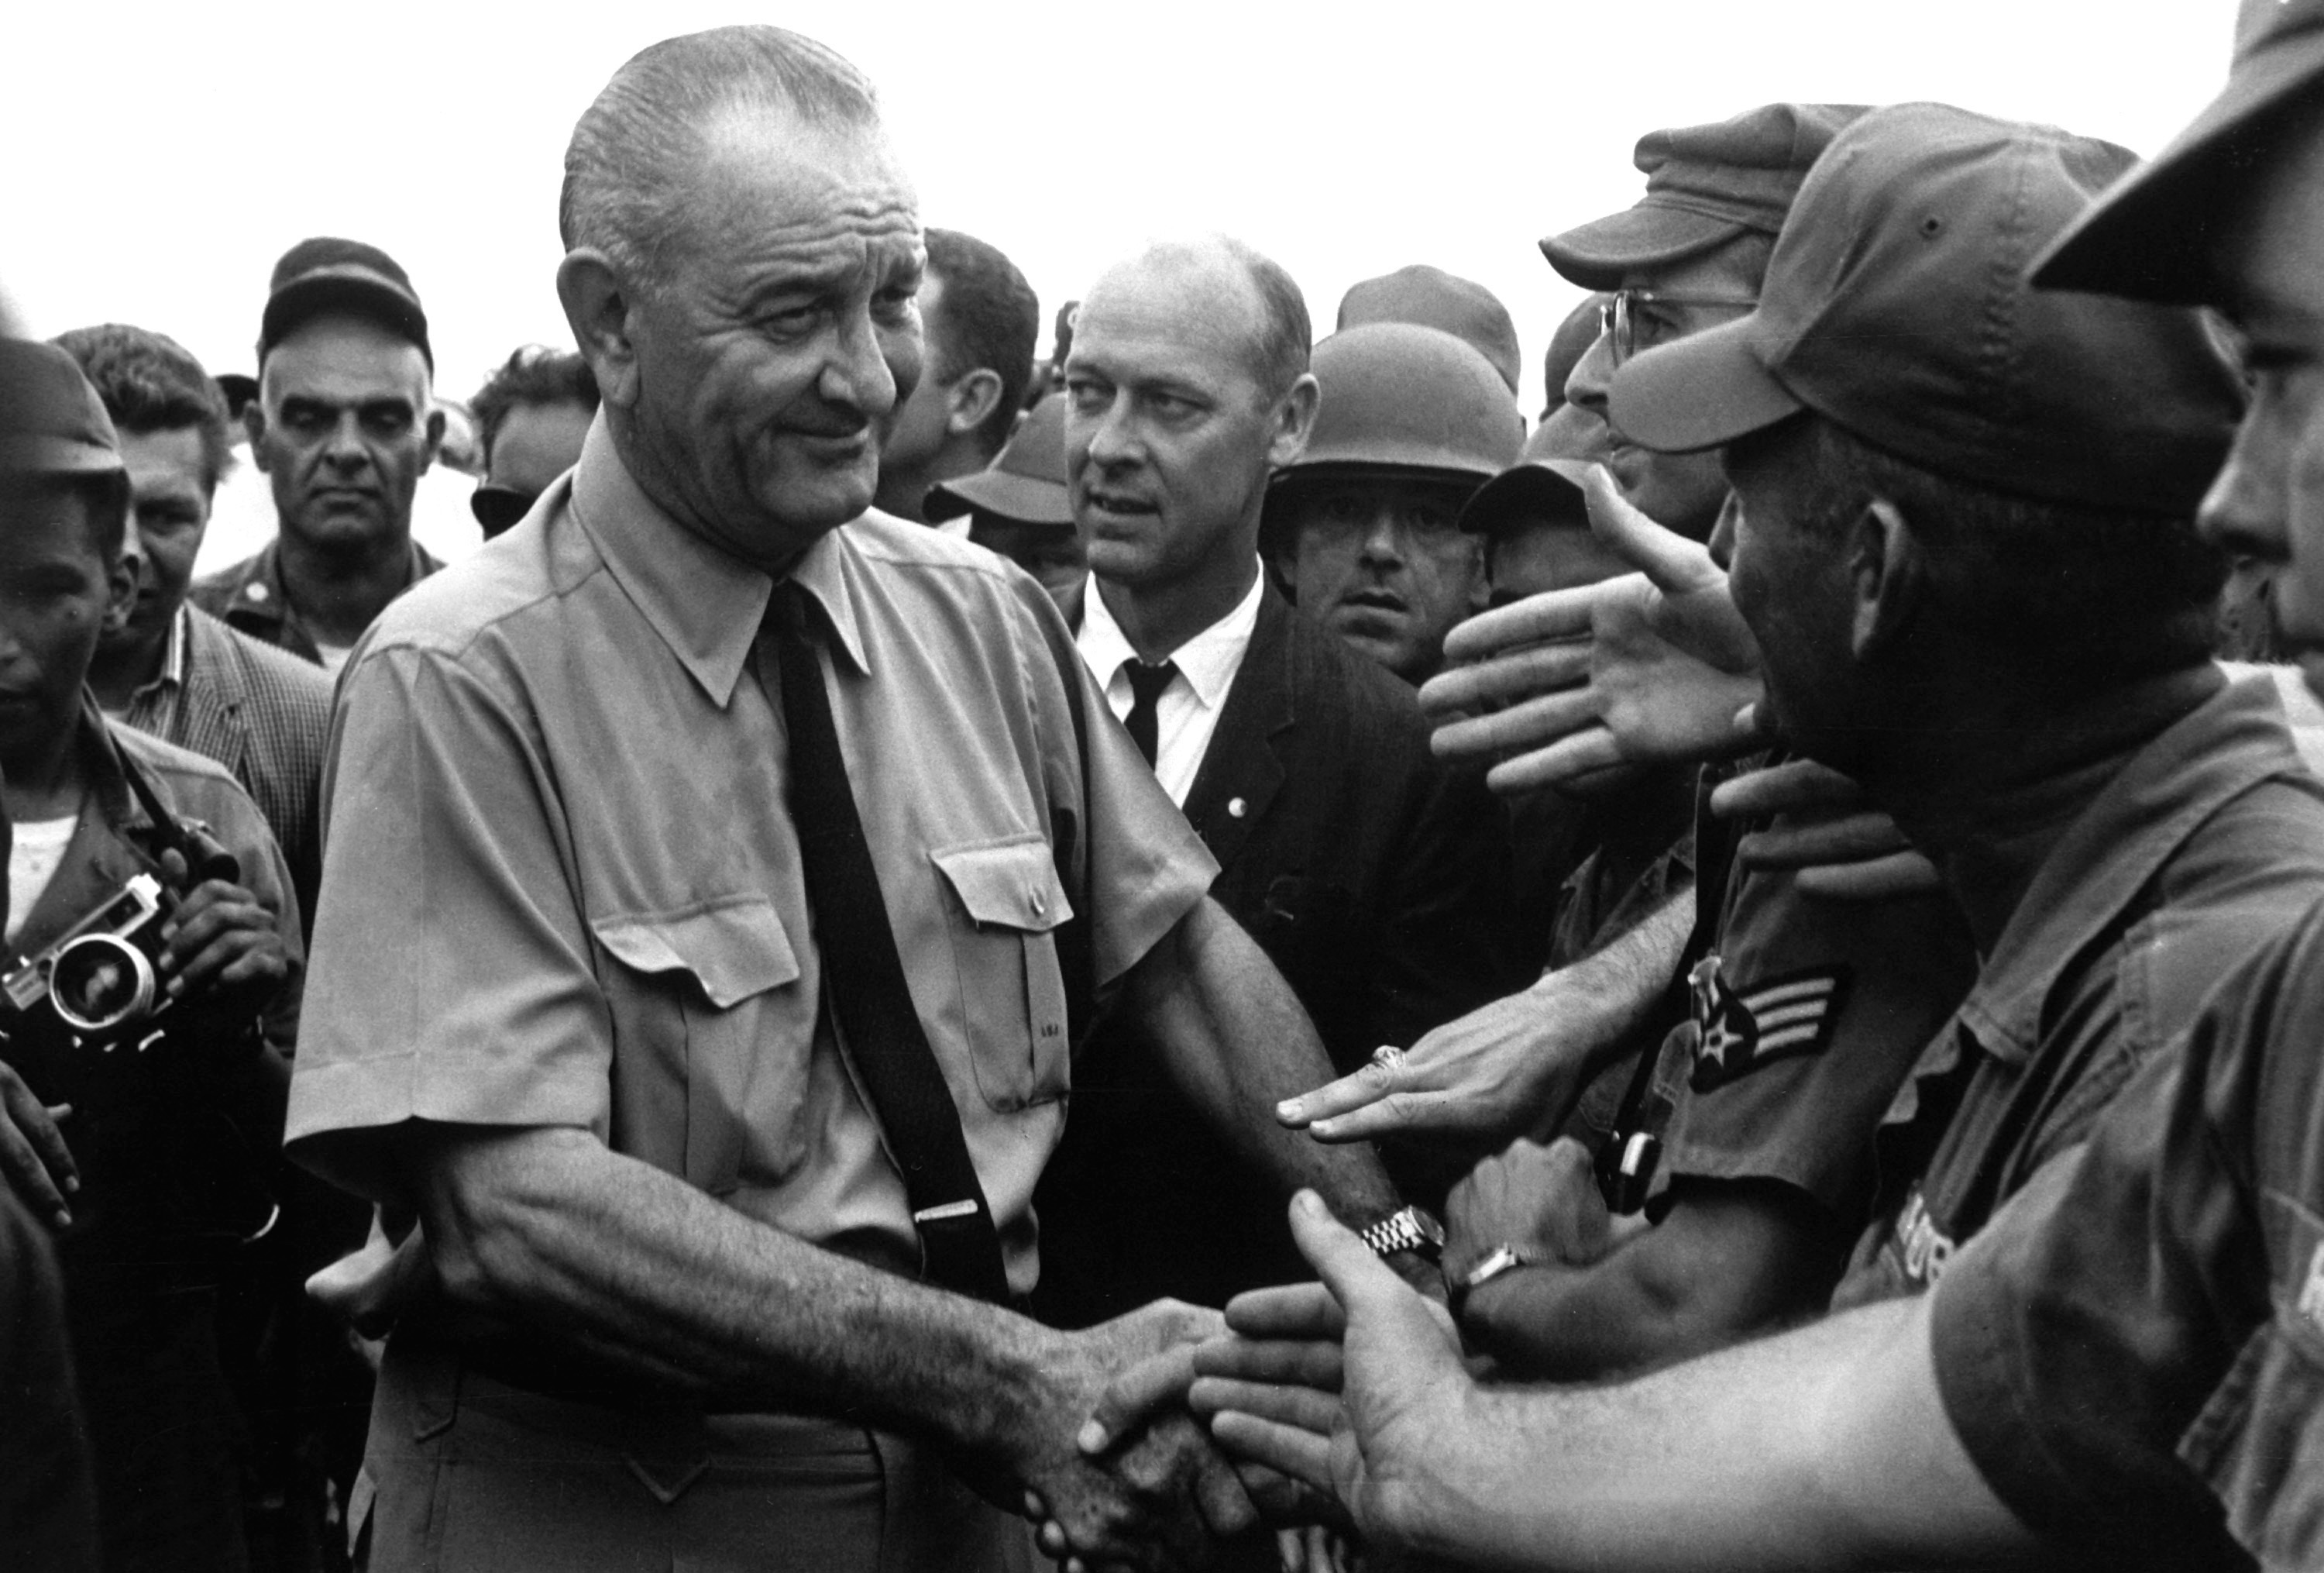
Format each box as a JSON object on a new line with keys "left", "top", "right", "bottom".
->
{"left": 284, "top": 418, "right": 1215, "bottom": 1301}
{"left": 1933, "top": 904, "right": 2324, "bottom": 1571}
{"left": 189, "top": 535, "right": 444, "bottom": 666}
{"left": 1834, "top": 676, "right": 2324, "bottom": 1309}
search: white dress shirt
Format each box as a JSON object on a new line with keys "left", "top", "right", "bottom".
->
{"left": 1076, "top": 566, "right": 1265, "bottom": 807}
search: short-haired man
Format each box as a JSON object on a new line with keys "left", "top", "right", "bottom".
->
{"left": 1178, "top": 70, "right": 2324, "bottom": 1570}
{"left": 874, "top": 226, "right": 1038, "bottom": 525}
{"left": 0, "top": 339, "right": 303, "bottom": 1573}
{"left": 1262, "top": 322, "right": 1517, "bottom": 685}
{"left": 283, "top": 29, "right": 1424, "bottom": 1572}
{"left": 55, "top": 324, "right": 333, "bottom": 935}
{"left": 924, "top": 392, "right": 1085, "bottom": 613}
{"left": 1336, "top": 264, "right": 1523, "bottom": 394}
{"left": 191, "top": 238, "right": 446, "bottom": 672}
{"left": 1034, "top": 238, "right": 1518, "bottom": 1339}
{"left": 466, "top": 345, "right": 599, "bottom": 537}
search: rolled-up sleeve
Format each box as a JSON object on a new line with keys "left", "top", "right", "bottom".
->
{"left": 285, "top": 643, "right": 611, "bottom": 1200}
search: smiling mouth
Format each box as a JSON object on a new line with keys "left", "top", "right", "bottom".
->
{"left": 1083, "top": 493, "right": 1158, "bottom": 518}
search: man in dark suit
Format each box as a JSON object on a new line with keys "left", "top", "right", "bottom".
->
{"left": 1033, "top": 236, "right": 1518, "bottom": 1333}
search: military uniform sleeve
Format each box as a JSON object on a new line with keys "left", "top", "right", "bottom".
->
{"left": 1658, "top": 846, "right": 1978, "bottom": 1221}
{"left": 284, "top": 644, "right": 612, "bottom": 1201}
{"left": 1930, "top": 915, "right": 2324, "bottom": 1569}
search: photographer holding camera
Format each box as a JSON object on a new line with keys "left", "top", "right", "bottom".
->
{"left": 0, "top": 338, "right": 302, "bottom": 1573}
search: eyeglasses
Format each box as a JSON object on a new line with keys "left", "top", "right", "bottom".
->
{"left": 1599, "top": 288, "right": 1759, "bottom": 367}
{"left": 469, "top": 484, "right": 535, "bottom": 537}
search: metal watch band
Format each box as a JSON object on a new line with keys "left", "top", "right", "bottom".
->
{"left": 1358, "top": 1205, "right": 1445, "bottom": 1263}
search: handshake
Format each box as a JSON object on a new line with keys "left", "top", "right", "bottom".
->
{"left": 1023, "top": 1191, "right": 1480, "bottom": 1573}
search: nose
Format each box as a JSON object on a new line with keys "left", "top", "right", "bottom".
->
{"left": 1081, "top": 393, "right": 1140, "bottom": 470}
{"left": 1708, "top": 490, "right": 1741, "bottom": 570}
{"left": 1358, "top": 506, "right": 1408, "bottom": 564}
{"left": 1565, "top": 324, "right": 1617, "bottom": 415}
{"left": 2196, "top": 411, "right": 2291, "bottom": 569}
{"left": 323, "top": 410, "right": 368, "bottom": 470}
{"left": 822, "top": 309, "right": 899, "bottom": 421}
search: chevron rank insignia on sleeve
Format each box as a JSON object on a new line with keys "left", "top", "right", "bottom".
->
{"left": 1686, "top": 955, "right": 1853, "bottom": 1093}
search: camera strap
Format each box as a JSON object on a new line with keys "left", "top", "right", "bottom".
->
{"left": 112, "top": 738, "right": 239, "bottom": 885}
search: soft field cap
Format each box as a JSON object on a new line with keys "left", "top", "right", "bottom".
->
{"left": 2034, "top": 0, "right": 2324, "bottom": 302}
{"left": 260, "top": 236, "right": 432, "bottom": 368}
{"left": 1611, "top": 103, "right": 2245, "bottom": 518}
{"left": 1338, "top": 265, "right": 1524, "bottom": 393}
{"left": 0, "top": 338, "right": 125, "bottom": 475}
{"left": 1285, "top": 322, "right": 1522, "bottom": 481}
{"left": 924, "top": 394, "right": 1072, "bottom": 526}
{"left": 1459, "top": 417, "right": 1599, "bottom": 538}
{"left": 1542, "top": 103, "right": 1868, "bottom": 289}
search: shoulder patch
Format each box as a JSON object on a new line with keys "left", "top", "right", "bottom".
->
{"left": 1687, "top": 955, "right": 1854, "bottom": 1092}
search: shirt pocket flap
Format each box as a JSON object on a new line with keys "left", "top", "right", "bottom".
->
{"left": 592, "top": 899, "right": 800, "bottom": 1008}
{"left": 930, "top": 838, "right": 1073, "bottom": 934}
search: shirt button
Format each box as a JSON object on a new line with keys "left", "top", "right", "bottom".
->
{"left": 1228, "top": 797, "right": 1247, "bottom": 818}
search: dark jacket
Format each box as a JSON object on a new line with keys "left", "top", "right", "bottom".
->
{"left": 1035, "top": 584, "right": 1518, "bottom": 1324}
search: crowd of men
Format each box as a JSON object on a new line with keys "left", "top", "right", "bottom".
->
{"left": 0, "top": 6, "right": 2319, "bottom": 1571}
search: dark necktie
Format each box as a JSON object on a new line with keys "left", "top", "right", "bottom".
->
{"left": 766, "top": 583, "right": 1010, "bottom": 1304}
{"left": 1122, "top": 659, "right": 1180, "bottom": 768}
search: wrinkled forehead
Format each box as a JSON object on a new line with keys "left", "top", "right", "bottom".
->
{"left": 1072, "top": 249, "right": 1269, "bottom": 390}
{"left": 675, "top": 114, "right": 923, "bottom": 274}
{"left": 260, "top": 315, "right": 432, "bottom": 406}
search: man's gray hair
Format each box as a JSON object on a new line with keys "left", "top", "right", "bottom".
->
{"left": 561, "top": 26, "right": 883, "bottom": 291}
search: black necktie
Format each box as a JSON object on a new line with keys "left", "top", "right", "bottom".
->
{"left": 767, "top": 583, "right": 1010, "bottom": 1304}
{"left": 1123, "top": 659, "right": 1179, "bottom": 768}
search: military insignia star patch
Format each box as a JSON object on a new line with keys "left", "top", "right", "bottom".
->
{"left": 1686, "top": 955, "right": 1852, "bottom": 1092}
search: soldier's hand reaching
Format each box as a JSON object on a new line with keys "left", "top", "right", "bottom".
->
{"left": 1422, "top": 468, "right": 1765, "bottom": 796}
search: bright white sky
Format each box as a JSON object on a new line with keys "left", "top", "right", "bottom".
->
{"left": 2, "top": 0, "right": 2235, "bottom": 423}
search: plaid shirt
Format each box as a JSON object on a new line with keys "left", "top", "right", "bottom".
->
{"left": 119, "top": 605, "right": 333, "bottom": 938}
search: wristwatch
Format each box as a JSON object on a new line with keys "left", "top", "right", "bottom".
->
{"left": 1358, "top": 1205, "right": 1446, "bottom": 1264}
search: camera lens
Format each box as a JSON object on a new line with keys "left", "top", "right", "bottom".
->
{"left": 49, "top": 934, "right": 156, "bottom": 1033}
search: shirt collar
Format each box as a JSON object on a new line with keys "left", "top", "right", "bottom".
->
{"left": 1956, "top": 673, "right": 2314, "bottom": 1063}
{"left": 566, "top": 416, "right": 870, "bottom": 707}
{"left": 1078, "top": 563, "right": 1265, "bottom": 710}
{"left": 127, "top": 606, "right": 190, "bottom": 703}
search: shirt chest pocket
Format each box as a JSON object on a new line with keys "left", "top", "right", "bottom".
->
{"left": 590, "top": 899, "right": 806, "bottom": 1192}
{"left": 929, "top": 838, "right": 1073, "bottom": 1113}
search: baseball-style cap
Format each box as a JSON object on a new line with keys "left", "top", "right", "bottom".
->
{"left": 1458, "top": 417, "right": 1598, "bottom": 538}
{"left": 0, "top": 338, "right": 125, "bottom": 476}
{"left": 1542, "top": 103, "right": 1869, "bottom": 290}
{"left": 259, "top": 236, "right": 431, "bottom": 368}
{"left": 1610, "top": 103, "right": 2245, "bottom": 518}
{"left": 1338, "top": 265, "right": 1524, "bottom": 394}
{"left": 1281, "top": 322, "right": 1522, "bottom": 482}
{"left": 924, "top": 394, "right": 1071, "bottom": 527}
{"left": 2033, "top": 0, "right": 2324, "bottom": 302}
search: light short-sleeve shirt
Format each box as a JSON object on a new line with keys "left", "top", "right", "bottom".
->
{"left": 285, "top": 418, "right": 1217, "bottom": 1298}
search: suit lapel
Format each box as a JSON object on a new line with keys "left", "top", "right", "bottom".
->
{"left": 1183, "top": 585, "right": 1296, "bottom": 871}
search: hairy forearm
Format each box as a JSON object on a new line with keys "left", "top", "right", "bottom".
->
{"left": 1466, "top": 1186, "right": 1837, "bottom": 1382}
{"left": 404, "top": 1124, "right": 1053, "bottom": 1459}
{"left": 1133, "top": 898, "right": 1402, "bottom": 1220}
{"left": 1405, "top": 1296, "right": 2030, "bottom": 1572}
{"left": 1532, "top": 890, "right": 1691, "bottom": 1107}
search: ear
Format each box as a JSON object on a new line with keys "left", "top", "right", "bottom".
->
{"left": 559, "top": 249, "right": 645, "bottom": 411}
{"left": 944, "top": 367, "right": 1006, "bottom": 440}
{"left": 419, "top": 404, "right": 446, "bottom": 475}
{"left": 1848, "top": 497, "right": 1926, "bottom": 663}
{"left": 242, "top": 398, "right": 271, "bottom": 474}
{"left": 1267, "top": 373, "right": 1322, "bottom": 470}
{"left": 1464, "top": 534, "right": 1490, "bottom": 612}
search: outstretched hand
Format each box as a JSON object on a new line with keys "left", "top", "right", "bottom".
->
{"left": 1187, "top": 1193, "right": 1471, "bottom": 1558}
{"left": 1708, "top": 757, "right": 1941, "bottom": 901}
{"left": 1016, "top": 1299, "right": 1262, "bottom": 1573}
{"left": 1422, "top": 469, "right": 1766, "bottom": 796}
